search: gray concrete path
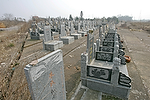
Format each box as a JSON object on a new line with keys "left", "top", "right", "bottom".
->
{"left": 118, "top": 29, "right": 150, "bottom": 100}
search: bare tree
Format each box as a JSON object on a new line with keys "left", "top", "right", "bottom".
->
{"left": 3, "top": 13, "right": 14, "bottom": 20}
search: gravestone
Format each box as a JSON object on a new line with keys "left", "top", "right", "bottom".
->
{"left": 86, "top": 30, "right": 94, "bottom": 64}
{"left": 30, "top": 28, "right": 40, "bottom": 40}
{"left": 59, "top": 24, "right": 74, "bottom": 44}
{"left": 24, "top": 49, "right": 66, "bottom": 100}
{"left": 81, "top": 28, "right": 131, "bottom": 99}
{"left": 70, "top": 22, "right": 81, "bottom": 39}
{"left": 44, "top": 26, "right": 52, "bottom": 42}
{"left": 78, "top": 22, "right": 80, "bottom": 32}
{"left": 78, "top": 22, "right": 87, "bottom": 37}
{"left": 43, "top": 26, "right": 63, "bottom": 51}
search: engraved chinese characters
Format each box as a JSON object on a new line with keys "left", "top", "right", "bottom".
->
{"left": 87, "top": 66, "right": 112, "bottom": 81}
{"left": 24, "top": 50, "right": 66, "bottom": 100}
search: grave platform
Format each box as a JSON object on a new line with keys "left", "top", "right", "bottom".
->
{"left": 78, "top": 31, "right": 87, "bottom": 37}
{"left": 44, "top": 40, "right": 63, "bottom": 51}
{"left": 81, "top": 58, "right": 131, "bottom": 99}
{"left": 39, "top": 34, "right": 44, "bottom": 39}
{"left": 30, "top": 35, "right": 40, "bottom": 40}
{"left": 60, "top": 36, "right": 74, "bottom": 44}
{"left": 70, "top": 33, "right": 81, "bottom": 39}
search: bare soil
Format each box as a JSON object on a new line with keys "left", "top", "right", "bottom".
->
{"left": 0, "top": 21, "right": 31, "bottom": 100}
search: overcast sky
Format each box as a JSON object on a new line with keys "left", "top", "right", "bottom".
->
{"left": 0, "top": 0, "right": 149, "bottom": 21}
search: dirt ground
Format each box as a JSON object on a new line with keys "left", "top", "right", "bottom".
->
{"left": 0, "top": 22, "right": 30, "bottom": 100}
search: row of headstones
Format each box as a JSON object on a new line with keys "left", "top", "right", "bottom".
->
{"left": 29, "top": 19, "right": 101, "bottom": 40}
{"left": 81, "top": 24, "right": 131, "bottom": 99}
{"left": 30, "top": 20, "right": 101, "bottom": 52}
{"left": 96, "top": 25, "right": 126, "bottom": 65}
{"left": 24, "top": 22, "right": 122, "bottom": 100}
{"left": 23, "top": 26, "right": 99, "bottom": 100}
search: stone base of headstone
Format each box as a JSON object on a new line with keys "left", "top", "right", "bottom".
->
{"left": 70, "top": 33, "right": 81, "bottom": 39}
{"left": 78, "top": 31, "right": 87, "bottom": 37}
{"left": 60, "top": 36, "right": 74, "bottom": 44}
{"left": 31, "top": 36, "right": 40, "bottom": 40}
{"left": 39, "top": 34, "right": 44, "bottom": 39}
{"left": 87, "top": 79, "right": 130, "bottom": 99}
{"left": 44, "top": 40, "right": 63, "bottom": 51}
{"left": 52, "top": 32, "right": 59, "bottom": 35}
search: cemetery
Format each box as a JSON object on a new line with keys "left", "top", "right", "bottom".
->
{"left": 24, "top": 18, "right": 132, "bottom": 100}
{"left": 0, "top": 15, "right": 150, "bottom": 100}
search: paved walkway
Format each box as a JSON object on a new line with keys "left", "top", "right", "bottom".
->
{"left": 118, "top": 29, "right": 150, "bottom": 100}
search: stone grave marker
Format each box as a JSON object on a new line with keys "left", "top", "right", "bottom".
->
{"left": 43, "top": 26, "right": 63, "bottom": 51}
{"left": 81, "top": 28, "right": 131, "bottom": 99}
{"left": 30, "top": 28, "right": 40, "bottom": 40}
{"left": 44, "top": 26, "right": 52, "bottom": 42}
{"left": 70, "top": 22, "right": 81, "bottom": 39}
{"left": 59, "top": 24, "right": 74, "bottom": 44}
{"left": 78, "top": 22, "right": 80, "bottom": 32}
{"left": 24, "top": 49, "right": 66, "bottom": 100}
{"left": 86, "top": 30, "right": 94, "bottom": 64}
{"left": 60, "top": 24, "right": 66, "bottom": 37}
{"left": 78, "top": 22, "right": 87, "bottom": 37}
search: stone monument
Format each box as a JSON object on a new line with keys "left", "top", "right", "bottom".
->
{"left": 80, "top": 28, "right": 131, "bottom": 99}
{"left": 70, "top": 22, "right": 81, "bottom": 39}
{"left": 59, "top": 24, "right": 74, "bottom": 44}
{"left": 24, "top": 49, "right": 66, "bottom": 100}
{"left": 43, "top": 25, "right": 63, "bottom": 51}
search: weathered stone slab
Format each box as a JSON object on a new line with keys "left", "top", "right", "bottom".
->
{"left": 24, "top": 49, "right": 66, "bottom": 100}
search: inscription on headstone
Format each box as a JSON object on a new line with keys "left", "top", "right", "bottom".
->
{"left": 96, "top": 52, "right": 113, "bottom": 62}
{"left": 87, "top": 65, "right": 112, "bottom": 81}
{"left": 118, "top": 72, "right": 131, "bottom": 87}
{"left": 103, "top": 41, "right": 114, "bottom": 47}
{"left": 87, "top": 30, "right": 94, "bottom": 64}
{"left": 99, "top": 46, "right": 114, "bottom": 52}
{"left": 44, "top": 26, "right": 51, "bottom": 42}
{"left": 60, "top": 25, "right": 66, "bottom": 37}
{"left": 24, "top": 50, "right": 66, "bottom": 100}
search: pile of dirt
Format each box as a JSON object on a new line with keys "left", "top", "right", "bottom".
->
{"left": 129, "top": 22, "right": 150, "bottom": 33}
{"left": 0, "top": 23, "right": 6, "bottom": 28}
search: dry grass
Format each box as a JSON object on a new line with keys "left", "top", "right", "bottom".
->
{"left": 0, "top": 20, "right": 31, "bottom": 100}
